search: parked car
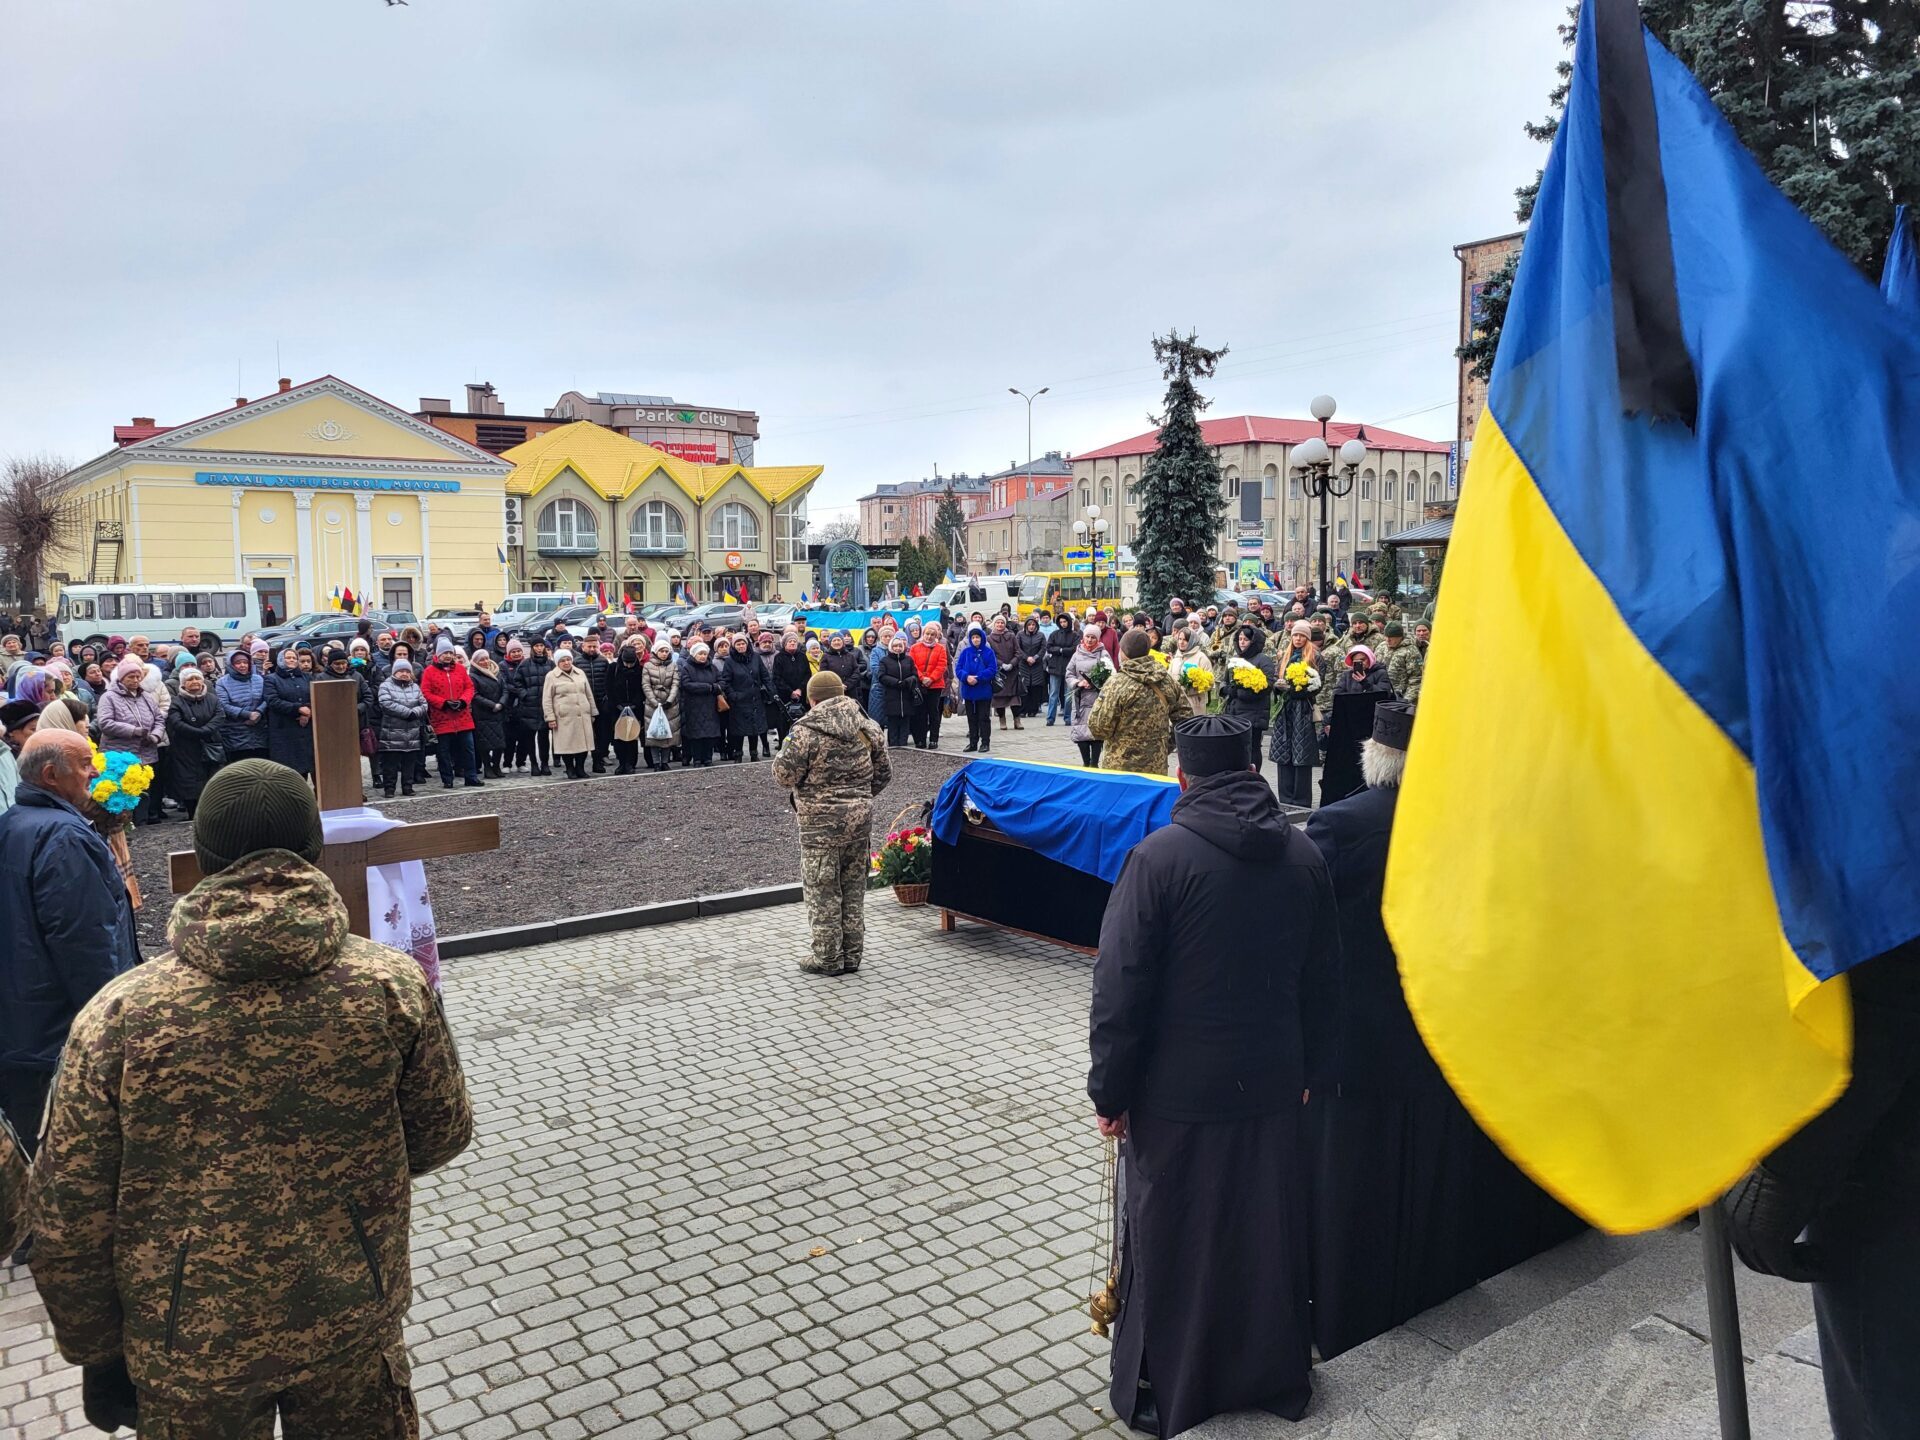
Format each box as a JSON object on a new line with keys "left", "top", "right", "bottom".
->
{"left": 669, "top": 603, "right": 749, "bottom": 633}
{"left": 257, "top": 606, "right": 417, "bottom": 650}
{"left": 752, "top": 604, "right": 798, "bottom": 632}
{"left": 425, "top": 607, "right": 481, "bottom": 635}
{"left": 508, "top": 601, "right": 604, "bottom": 642}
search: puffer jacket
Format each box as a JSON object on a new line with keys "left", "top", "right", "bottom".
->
{"left": 468, "top": 667, "right": 508, "bottom": 752}
{"left": 953, "top": 638, "right": 998, "bottom": 703}
{"left": 1044, "top": 623, "right": 1078, "bottom": 676}
{"left": 639, "top": 658, "right": 681, "bottom": 748}
{"left": 375, "top": 676, "right": 429, "bottom": 752}
{"left": 770, "top": 696, "right": 893, "bottom": 847}
{"left": 96, "top": 685, "right": 164, "bottom": 766}
{"left": 820, "top": 643, "right": 867, "bottom": 695}
{"left": 27, "top": 853, "right": 471, "bottom": 1395}
{"left": 678, "top": 658, "right": 724, "bottom": 741}
{"left": 1015, "top": 627, "right": 1048, "bottom": 690}
{"left": 506, "top": 653, "right": 554, "bottom": 727}
{"left": 213, "top": 668, "right": 267, "bottom": 755}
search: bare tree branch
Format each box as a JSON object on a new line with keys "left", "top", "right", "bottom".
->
{"left": 0, "top": 454, "right": 82, "bottom": 610}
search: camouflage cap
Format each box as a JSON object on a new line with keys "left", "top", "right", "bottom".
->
{"left": 193, "top": 758, "right": 324, "bottom": 875}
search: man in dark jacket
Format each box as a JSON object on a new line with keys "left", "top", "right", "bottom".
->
{"left": 0, "top": 731, "right": 140, "bottom": 1159}
{"left": 30, "top": 759, "right": 472, "bottom": 1438}
{"left": 1088, "top": 715, "right": 1338, "bottom": 1437}
{"left": 1726, "top": 937, "right": 1920, "bottom": 1438}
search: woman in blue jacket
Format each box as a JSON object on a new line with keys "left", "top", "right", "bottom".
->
{"left": 954, "top": 626, "right": 999, "bottom": 754}
{"left": 214, "top": 648, "right": 268, "bottom": 764}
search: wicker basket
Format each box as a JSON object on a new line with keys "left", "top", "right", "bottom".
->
{"left": 887, "top": 800, "right": 934, "bottom": 908}
{"left": 893, "top": 882, "right": 931, "bottom": 908}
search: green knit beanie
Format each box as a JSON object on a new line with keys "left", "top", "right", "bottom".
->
{"left": 193, "top": 759, "right": 324, "bottom": 876}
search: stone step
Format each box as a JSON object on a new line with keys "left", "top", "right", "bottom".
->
{"left": 1185, "top": 1227, "right": 1679, "bottom": 1439}
{"left": 1624, "top": 1351, "right": 1832, "bottom": 1440}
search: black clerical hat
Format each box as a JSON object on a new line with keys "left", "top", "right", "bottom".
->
{"left": 1373, "top": 701, "right": 1415, "bottom": 751}
{"left": 1174, "top": 714, "right": 1252, "bottom": 777}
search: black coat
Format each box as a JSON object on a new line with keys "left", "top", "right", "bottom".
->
{"left": 608, "top": 655, "right": 647, "bottom": 713}
{"left": 505, "top": 655, "right": 553, "bottom": 727}
{"left": 1015, "top": 629, "right": 1048, "bottom": 689}
{"left": 678, "top": 658, "right": 725, "bottom": 741}
{"left": 163, "top": 689, "right": 225, "bottom": 806}
{"left": 1219, "top": 651, "right": 1277, "bottom": 731}
{"left": 1089, "top": 769, "right": 1340, "bottom": 1122}
{"left": 876, "top": 651, "right": 920, "bottom": 719}
{"left": 821, "top": 645, "right": 867, "bottom": 694}
{"left": 1044, "top": 624, "right": 1078, "bottom": 676}
{"left": 1303, "top": 785, "right": 1447, "bottom": 1097}
{"left": 771, "top": 650, "right": 812, "bottom": 707}
{"left": 262, "top": 667, "right": 314, "bottom": 775}
{"left": 720, "top": 650, "right": 775, "bottom": 733}
{"left": 577, "top": 652, "right": 613, "bottom": 710}
{"left": 470, "top": 668, "right": 508, "bottom": 752}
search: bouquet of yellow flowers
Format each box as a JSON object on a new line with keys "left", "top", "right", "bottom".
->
{"left": 1228, "top": 659, "right": 1270, "bottom": 694}
{"left": 1148, "top": 648, "right": 1171, "bottom": 667}
{"left": 1283, "top": 659, "right": 1321, "bottom": 694}
{"left": 1178, "top": 662, "right": 1214, "bottom": 694}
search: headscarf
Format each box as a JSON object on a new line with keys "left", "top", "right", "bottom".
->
{"left": 180, "top": 668, "right": 208, "bottom": 696}
{"left": 471, "top": 648, "right": 499, "bottom": 675}
{"left": 229, "top": 649, "right": 253, "bottom": 677}
{"left": 14, "top": 668, "right": 51, "bottom": 707}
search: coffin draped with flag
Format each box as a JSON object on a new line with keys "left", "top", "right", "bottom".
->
{"left": 1385, "top": 2, "right": 1920, "bottom": 1232}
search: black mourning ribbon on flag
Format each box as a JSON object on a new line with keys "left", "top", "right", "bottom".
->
{"left": 1595, "top": 0, "right": 1699, "bottom": 429}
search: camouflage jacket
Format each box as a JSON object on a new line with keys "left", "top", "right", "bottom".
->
{"left": 771, "top": 695, "right": 893, "bottom": 847}
{"left": 1386, "top": 640, "right": 1424, "bottom": 700}
{"left": 1, "top": 1114, "right": 25, "bottom": 1256}
{"left": 1088, "top": 655, "right": 1187, "bottom": 775}
{"left": 29, "top": 851, "right": 473, "bottom": 1396}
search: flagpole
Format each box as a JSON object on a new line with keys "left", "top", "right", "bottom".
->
{"left": 1697, "top": 1203, "right": 1751, "bottom": 1440}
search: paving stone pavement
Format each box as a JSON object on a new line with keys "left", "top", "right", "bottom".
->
{"left": 2, "top": 896, "right": 1139, "bottom": 1438}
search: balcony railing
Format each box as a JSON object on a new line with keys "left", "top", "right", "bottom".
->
{"left": 629, "top": 542, "right": 688, "bottom": 558}
{"left": 536, "top": 535, "right": 600, "bottom": 558}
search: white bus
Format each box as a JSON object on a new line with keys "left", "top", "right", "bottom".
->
{"left": 56, "top": 584, "right": 261, "bottom": 650}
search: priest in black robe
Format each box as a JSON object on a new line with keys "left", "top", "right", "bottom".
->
{"left": 1089, "top": 714, "right": 1339, "bottom": 1436}
{"left": 1304, "top": 701, "right": 1581, "bottom": 1358}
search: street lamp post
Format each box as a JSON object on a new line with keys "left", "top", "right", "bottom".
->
{"left": 1292, "top": 394, "right": 1368, "bottom": 602}
{"left": 1010, "top": 386, "right": 1049, "bottom": 570}
{"left": 1072, "top": 504, "right": 1111, "bottom": 608}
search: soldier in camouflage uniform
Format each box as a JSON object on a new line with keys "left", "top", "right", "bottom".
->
{"left": 1, "top": 1113, "right": 26, "bottom": 1257}
{"left": 1089, "top": 629, "right": 1188, "bottom": 775}
{"left": 1383, "top": 620, "right": 1423, "bottom": 701}
{"left": 30, "top": 759, "right": 472, "bottom": 1440}
{"left": 1324, "top": 614, "right": 1375, "bottom": 667}
{"left": 773, "top": 670, "right": 893, "bottom": 976}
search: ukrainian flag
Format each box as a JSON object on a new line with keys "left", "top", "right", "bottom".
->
{"left": 1385, "top": 0, "right": 1920, "bottom": 1232}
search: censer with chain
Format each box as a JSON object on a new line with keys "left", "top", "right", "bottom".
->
{"left": 1089, "top": 1135, "right": 1120, "bottom": 1337}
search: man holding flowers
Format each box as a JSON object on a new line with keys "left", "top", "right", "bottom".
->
{"left": 0, "top": 730, "right": 139, "bottom": 1162}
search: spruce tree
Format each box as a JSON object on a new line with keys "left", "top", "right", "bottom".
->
{"left": 1134, "top": 331, "right": 1228, "bottom": 620}
{"left": 1460, "top": 1, "right": 1918, "bottom": 381}
{"left": 1370, "top": 544, "right": 1401, "bottom": 603}
{"left": 933, "top": 489, "right": 966, "bottom": 573}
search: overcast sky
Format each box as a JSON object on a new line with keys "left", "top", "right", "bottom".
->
{"left": 2, "top": 1, "right": 1560, "bottom": 520}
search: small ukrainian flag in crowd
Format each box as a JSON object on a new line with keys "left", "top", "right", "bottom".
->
{"left": 1385, "top": 0, "right": 1920, "bottom": 1232}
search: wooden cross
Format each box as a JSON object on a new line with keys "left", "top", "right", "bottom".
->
{"left": 169, "top": 678, "right": 501, "bottom": 937}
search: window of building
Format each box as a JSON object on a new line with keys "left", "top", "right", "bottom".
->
{"left": 1337, "top": 519, "right": 1350, "bottom": 542}
{"left": 627, "top": 499, "right": 687, "bottom": 553}
{"left": 1224, "top": 467, "right": 1240, "bottom": 498}
{"left": 1288, "top": 475, "right": 1302, "bottom": 500}
{"left": 1124, "top": 476, "right": 1138, "bottom": 506}
{"left": 708, "top": 502, "right": 761, "bottom": 551}
{"left": 1080, "top": 485, "right": 1092, "bottom": 510}
{"left": 1101, "top": 480, "right": 1113, "bottom": 508}
{"left": 1361, "top": 519, "right": 1373, "bottom": 542}
{"left": 1384, "top": 469, "right": 1398, "bottom": 502}
{"left": 537, "top": 497, "right": 598, "bottom": 553}
{"left": 1360, "top": 473, "right": 1373, "bottom": 499}
{"left": 382, "top": 579, "right": 414, "bottom": 611}
{"left": 1286, "top": 519, "right": 1299, "bottom": 541}
{"left": 1429, "top": 474, "right": 1443, "bottom": 501}
{"left": 775, "top": 496, "right": 807, "bottom": 565}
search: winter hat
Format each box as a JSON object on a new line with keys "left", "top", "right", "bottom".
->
{"left": 112, "top": 655, "right": 146, "bottom": 684}
{"left": 0, "top": 699, "right": 39, "bottom": 733}
{"left": 1347, "top": 645, "right": 1375, "bottom": 667}
{"left": 435, "top": 634, "right": 454, "bottom": 655}
{"left": 1372, "top": 700, "right": 1415, "bottom": 751}
{"left": 1383, "top": 620, "right": 1405, "bottom": 637}
{"left": 391, "top": 658, "right": 414, "bottom": 676}
{"left": 192, "top": 759, "right": 324, "bottom": 876}
{"left": 806, "top": 671, "right": 845, "bottom": 704}
{"left": 1119, "top": 630, "right": 1153, "bottom": 660}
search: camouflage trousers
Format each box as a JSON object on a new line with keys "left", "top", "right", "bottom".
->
{"left": 136, "top": 1341, "right": 417, "bottom": 1439}
{"left": 800, "top": 840, "right": 868, "bottom": 975}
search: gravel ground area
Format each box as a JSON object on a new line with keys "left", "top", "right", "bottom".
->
{"left": 126, "top": 746, "right": 964, "bottom": 951}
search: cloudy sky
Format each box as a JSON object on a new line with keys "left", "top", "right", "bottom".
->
{"left": 2, "top": 1, "right": 1561, "bottom": 520}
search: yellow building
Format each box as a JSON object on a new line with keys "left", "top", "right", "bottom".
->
{"left": 502, "top": 422, "right": 821, "bottom": 603}
{"left": 59, "top": 376, "right": 514, "bottom": 619}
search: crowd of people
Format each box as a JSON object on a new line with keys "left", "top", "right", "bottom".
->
{"left": 0, "top": 584, "right": 1428, "bottom": 820}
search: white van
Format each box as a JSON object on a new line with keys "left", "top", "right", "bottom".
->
{"left": 57, "top": 584, "right": 260, "bottom": 649}
{"left": 926, "top": 577, "right": 1022, "bottom": 613}
{"left": 495, "top": 591, "right": 589, "bottom": 621}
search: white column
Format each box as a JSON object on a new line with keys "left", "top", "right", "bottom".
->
{"left": 231, "top": 491, "right": 245, "bottom": 583}
{"left": 416, "top": 495, "right": 431, "bottom": 612}
{"left": 293, "top": 490, "right": 316, "bottom": 612}
{"left": 355, "top": 494, "right": 375, "bottom": 607}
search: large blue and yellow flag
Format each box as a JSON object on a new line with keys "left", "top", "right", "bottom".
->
{"left": 1385, "top": 0, "right": 1920, "bottom": 1232}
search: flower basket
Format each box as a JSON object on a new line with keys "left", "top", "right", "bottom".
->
{"left": 893, "top": 881, "right": 931, "bottom": 908}
{"left": 869, "top": 805, "right": 934, "bottom": 897}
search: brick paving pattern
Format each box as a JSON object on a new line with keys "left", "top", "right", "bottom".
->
{"left": 2, "top": 896, "right": 1135, "bottom": 1438}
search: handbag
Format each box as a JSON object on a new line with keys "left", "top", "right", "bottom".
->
{"left": 716, "top": 692, "right": 730, "bottom": 713}
{"left": 645, "top": 705, "right": 671, "bottom": 742}
{"left": 359, "top": 725, "right": 378, "bottom": 758}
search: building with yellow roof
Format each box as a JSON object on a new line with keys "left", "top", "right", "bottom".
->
{"left": 503, "top": 421, "right": 821, "bottom": 603}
